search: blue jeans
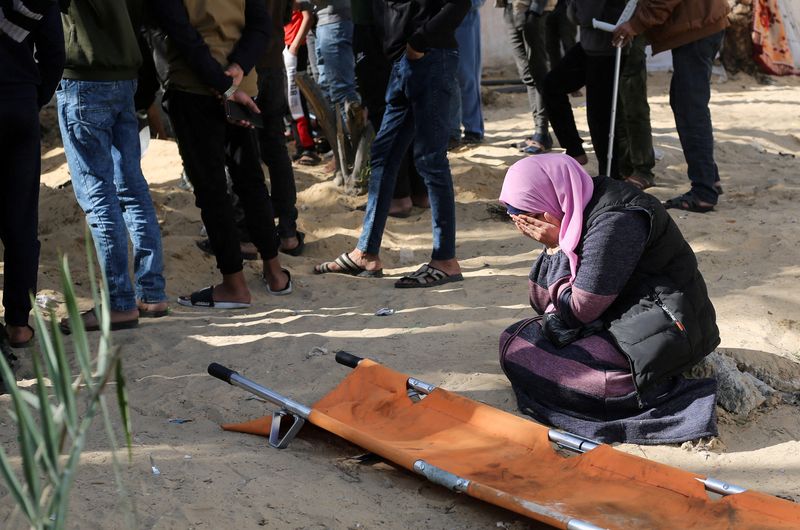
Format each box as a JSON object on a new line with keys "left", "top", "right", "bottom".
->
{"left": 57, "top": 79, "right": 167, "bottom": 311}
{"left": 315, "top": 20, "right": 360, "bottom": 105}
{"left": 449, "top": 6, "right": 484, "bottom": 138}
{"left": 357, "top": 49, "right": 459, "bottom": 261}
{"left": 670, "top": 31, "right": 724, "bottom": 204}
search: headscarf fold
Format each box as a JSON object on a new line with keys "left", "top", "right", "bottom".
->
{"left": 499, "top": 154, "right": 595, "bottom": 281}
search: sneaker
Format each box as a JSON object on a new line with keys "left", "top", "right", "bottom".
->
{"left": 447, "top": 137, "right": 461, "bottom": 151}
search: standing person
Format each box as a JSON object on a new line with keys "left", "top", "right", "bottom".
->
{"left": 315, "top": 0, "right": 470, "bottom": 288}
{"left": 544, "top": 0, "right": 576, "bottom": 67}
{"left": 152, "top": 0, "right": 292, "bottom": 308}
{"left": 616, "top": 35, "right": 656, "bottom": 191}
{"left": 449, "top": 0, "right": 485, "bottom": 146}
{"left": 284, "top": 0, "right": 319, "bottom": 165}
{"left": 57, "top": 0, "right": 168, "bottom": 333}
{"left": 614, "top": 0, "right": 729, "bottom": 213}
{"left": 501, "top": 0, "right": 554, "bottom": 155}
{"left": 0, "top": 0, "right": 64, "bottom": 348}
{"left": 542, "top": 0, "right": 626, "bottom": 177}
{"left": 258, "top": 0, "right": 306, "bottom": 256}
{"left": 312, "top": 0, "right": 365, "bottom": 139}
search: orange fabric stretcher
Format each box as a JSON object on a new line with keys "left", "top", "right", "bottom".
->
{"left": 221, "top": 359, "right": 800, "bottom": 530}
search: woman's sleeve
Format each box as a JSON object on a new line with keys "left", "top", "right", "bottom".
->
{"left": 528, "top": 249, "right": 571, "bottom": 314}
{"left": 555, "top": 210, "right": 649, "bottom": 327}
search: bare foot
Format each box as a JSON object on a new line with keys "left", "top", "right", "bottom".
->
{"left": 316, "top": 249, "right": 382, "bottom": 273}
{"left": 240, "top": 242, "right": 258, "bottom": 256}
{"left": 137, "top": 300, "right": 169, "bottom": 316}
{"left": 572, "top": 154, "right": 589, "bottom": 165}
{"left": 209, "top": 282, "right": 251, "bottom": 305}
{"left": 262, "top": 268, "right": 290, "bottom": 292}
{"left": 67, "top": 308, "right": 140, "bottom": 329}
{"left": 411, "top": 194, "right": 430, "bottom": 209}
{"left": 428, "top": 258, "right": 461, "bottom": 277}
{"left": 6, "top": 324, "right": 33, "bottom": 345}
{"left": 280, "top": 236, "right": 299, "bottom": 252}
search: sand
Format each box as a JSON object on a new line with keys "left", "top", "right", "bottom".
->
{"left": 1, "top": 71, "right": 799, "bottom": 529}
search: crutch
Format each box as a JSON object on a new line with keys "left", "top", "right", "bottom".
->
{"left": 592, "top": 0, "right": 638, "bottom": 177}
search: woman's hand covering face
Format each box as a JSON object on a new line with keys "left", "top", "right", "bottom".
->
{"left": 512, "top": 212, "right": 561, "bottom": 249}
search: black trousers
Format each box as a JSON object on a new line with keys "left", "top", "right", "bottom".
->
{"left": 256, "top": 66, "right": 298, "bottom": 239}
{"left": 543, "top": 44, "right": 620, "bottom": 178}
{"left": 165, "top": 90, "right": 278, "bottom": 274}
{"left": 0, "top": 93, "right": 40, "bottom": 326}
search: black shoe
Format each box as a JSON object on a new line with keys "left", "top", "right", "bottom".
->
{"left": 462, "top": 132, "right": 483, "bottom": 145}
{"left": 447, "top": 137, "right": 461, "bottom": 151}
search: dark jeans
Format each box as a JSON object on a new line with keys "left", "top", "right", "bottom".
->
{"left": 353, "top": 23, "right": 424, "bottom": 201}
{"left": 357, "top": 49, "right": 458, "bottom": 260}
{"left": 165, "top": 90, "right": 278, "bottom": 274}
{"left": 544, "top": 44, "right": 619, "bottom": 178}
{"left": 0, "top": 93, "right": 40, "bottom": 326}
{"left": 256, "top": 66, "right": 299, "bottom": 239}
{"left": 670, "top": 31, "right": 724, "bottom": 204}
{"left": 617, "top": 36, "right": 655, "bottom": 181}
{"left": 544, "top": 1, "right": 576, "bottom": 67}
{"left": 504, "top": 5, "right": 549, "bottom": 136}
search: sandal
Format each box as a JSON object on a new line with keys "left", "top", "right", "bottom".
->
{"left": 663, "top": 193, "right": 715, "bottom": 213}
{"left": 295, "top": 150, "right": 321, "bottom": 166}
{"left": 177, "top": 286, "right": 251, "bottom": 309}
{"left": 395, "top": 264, "right": 464, "bottom": 289}
{"left": 314, "top": 253, "right": 383, "bottom": 278}
{"left": 279, "top": 231, "right": 305, "bottom": 257}
{"left": 624, "top": 174, "right": 655, "bottom": 191}
{"left": 138, "top": 304, "right": 170, "bottom": 319}
{"left": 263, "top": 269, "right": 293, "bottom": 296}
{"left": 60, "top": 308, "right": 139, "bottom": 335}
{"left": 5, "top": 324, "right": 35, "bottom": 349}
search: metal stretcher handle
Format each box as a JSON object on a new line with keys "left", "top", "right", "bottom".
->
{"left": 208, "top": 362, "right": 237, "bottom": 383}
{"left": 207, "top": 363, "right": 311, "bottom": 419}
{"left": 335, "top": 350, "right": 364, "bottom": 368}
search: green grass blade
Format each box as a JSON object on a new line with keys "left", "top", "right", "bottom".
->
{"left": 32, "top": 354, "right": 60, "bottom": 481}
{"left": 0, "top": 353, "right": 42, "bottom": 519}
{"left": 59, "top": 255, "right": 92, "bottom": 384}
{"left": 115, "top": 358, "right": 133, "bottom": 459}
{"left": 84, "top": 227, "right": 112, "bottom": 376}
{"left": 0, "top": 445, "right": 37, "bottom": 522}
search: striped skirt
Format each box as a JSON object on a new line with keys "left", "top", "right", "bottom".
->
{"left": 499, "top": 318, "right": 718, "bottom": 445}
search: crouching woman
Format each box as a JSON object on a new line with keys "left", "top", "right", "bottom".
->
{"left": 499, "top": 154, "right": 719, "bottom": 444}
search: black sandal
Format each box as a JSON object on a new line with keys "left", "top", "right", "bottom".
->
{"left": 314, "top": 253, "right": 383, "bottom": 278}
{"left": 395, "top": 264, "right": 464, "bottom": 289}
{"left": 663, "top": 193, "right": 715, "bottom": 213}
{"left": 279, "top": 231, "right": 305, "bottom": 257}
{"left": 60, "top": 309, "right": 139, "bottom": 335}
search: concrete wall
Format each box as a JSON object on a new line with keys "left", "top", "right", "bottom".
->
{"left": 480, "top": 4, "right": 515, "bottom": 70}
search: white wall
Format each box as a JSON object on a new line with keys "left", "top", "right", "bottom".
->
{"left": 480, "top": 4, "right": 515, "bottom": 70}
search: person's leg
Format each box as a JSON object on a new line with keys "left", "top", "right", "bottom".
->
{"left": 448, "top": 69, "right": 463, "bottom": 143}
{"left": 225, "top": 124, "right": 289, "bottom": 292}
{"left": 165, "top": 90, "right": 250, "bottom": 302}
{"left": 618, "top": 36, "right": 655, "bottom": 186}
{"left": 408, "top": 49, "right": 460, "bottom": 272}
{"left": 543, "top": 44, "right": 588, "bottom": 162}
{"left": 110, "top": 80, "right": 168, "bottom": 311}
{"left": 522, "top": 10, "right": 550, "bottom": 141}
{"left": 504, "top": 5, "right": 538, "bottom": 136}
{"left": 455, "top": 7, "right": 484, "bottom": 139}
{"left": 256, "top": 66, "right": 300, "bottom": 249}
{"left": 544, "top": 9, "right": 562, "bottom": 67}
{"left": 56, "top": 80, "right": 138, "bottom": 317}
{"left": 0, "top": 95, "right": 40, "bottom": 343}
{"left": 584, "top": 53, "right": 618, "bottom": 177}
{"left": 669, "top": 31, "right": 724, "bottom": 206}
{"left": 315, "top": 20, "right": 360, "bottom": 106}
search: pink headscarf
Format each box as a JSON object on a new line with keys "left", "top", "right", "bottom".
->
{"left": 499, "top": 154, "right": 595, "bottom": 281}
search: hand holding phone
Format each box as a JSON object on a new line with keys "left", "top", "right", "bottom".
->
{"left": 225, "top": 91, "right": 263, "bottom": 129}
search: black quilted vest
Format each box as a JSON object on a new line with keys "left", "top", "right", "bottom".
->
{"left": 583, "top": 177, "right": 720, "bottom": 392}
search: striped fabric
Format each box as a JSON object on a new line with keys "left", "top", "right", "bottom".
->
{"left": 0, "top": 0, "right": 52, "bottom": 43}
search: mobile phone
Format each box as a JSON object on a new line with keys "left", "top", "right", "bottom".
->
{"left": 224, "top": 100, "right": 264, "bottom": 128}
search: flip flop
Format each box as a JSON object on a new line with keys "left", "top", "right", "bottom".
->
{"left": 394, "top": 264, "right": 464, "bottom": 289}
{"left": 5, "top": 324, "right": 35, "bottom": 349}
{"left": 663, "top": 193, "right": 715, "bottom": 213}
{"left": 177, "top": 286, "right": 251, "bottom": 309}
{"left": 60, "top": 309, "right": 139, "bottom": 335}
{"left": 263, "top": 269, "right": 293, "bottom": 296}
{"left": 279, "top": 231, "right": 305, "bottom": 257}
{"left": 314, "top": 253, "right": 383, "bottom": 278}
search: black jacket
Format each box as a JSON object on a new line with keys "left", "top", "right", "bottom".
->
{"left": 379, "top": 0, "right": 470, "bottom": 61}
{"left": 0, "top": 1, "right": 64, "bottom": 106}
{"left": 583, "top": 177, "right": 720, "bottom": 392}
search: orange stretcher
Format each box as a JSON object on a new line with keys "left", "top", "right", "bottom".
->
{"left": 208, "top": 352, "right": 800, "bottom": 530}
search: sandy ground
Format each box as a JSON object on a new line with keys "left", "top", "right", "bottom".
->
{"left": 1, "top": 71, "right": 800, "bottom": 529}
